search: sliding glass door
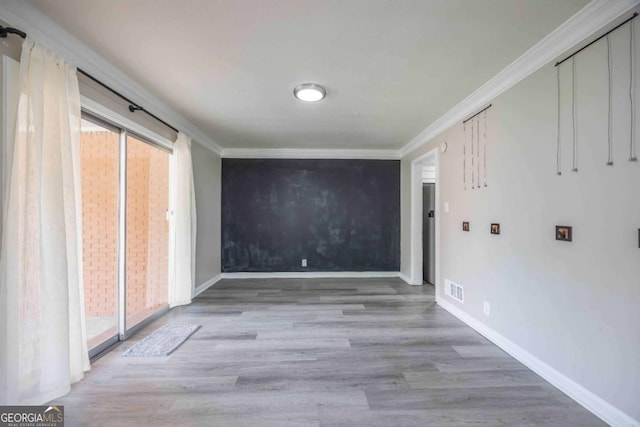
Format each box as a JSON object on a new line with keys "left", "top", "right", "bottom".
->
{"left": 125, "top": 135, "right": 170, "bottom": 330}
{"left": 80, "top": 118, "right": 120, "bottom": 351}
{"left": 80, "top": 114, "right": 172, "bottom": 356}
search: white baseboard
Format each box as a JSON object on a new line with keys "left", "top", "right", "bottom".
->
{"left": 169, "top": 299, "right": 192, "bottom": 308}
{"left": 398, "top": 273, "right": 413, "bottom": 285}
{"left": 194, "top": 271, "right": 412, "bottom": 290}
{"left": 220, "top": 271, "right": 401, "bottom": 280}
{"left": 436, "top": 297, "right": 639, "bottom": 427}
{"left": 193, "top": 274, "right": 223, "bottom": 297}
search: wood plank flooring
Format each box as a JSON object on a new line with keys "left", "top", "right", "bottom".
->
{"left": 55, "top": 278, "right": 604, "bottom": 426}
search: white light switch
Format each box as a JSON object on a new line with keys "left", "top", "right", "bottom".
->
{"left": 444, "top": 202, "right": 449, "bottom": 213}
{"left": 483, "top": 301, "right": 490, "bottom": 316}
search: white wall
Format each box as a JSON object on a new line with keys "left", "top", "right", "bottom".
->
{"left": 401, "top": 16, "right": 640, "bottom": 424}
{"left": 192, "top": 141, "right": 222, "bottom": 287}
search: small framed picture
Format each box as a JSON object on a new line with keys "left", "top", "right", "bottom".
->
{"left": 556, "top": 226, "right": 572, "bottom": 242}
{"left": 490, "top": 223, "right": 500, "bottom": 235}
{"left": 462, "top": 222, "right": 470, "bottom": 232}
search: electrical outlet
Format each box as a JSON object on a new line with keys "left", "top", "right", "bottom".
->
{"left": 483, "top": 301, "right": 490, "bottom": 316}
{"left": 301, "top": 259, "right": 307, "bottom": 267}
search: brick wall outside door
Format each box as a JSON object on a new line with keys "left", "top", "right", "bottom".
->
{"left": 80, "top": 130, "right": 170, "bottom": 319}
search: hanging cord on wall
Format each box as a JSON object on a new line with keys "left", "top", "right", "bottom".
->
{"left": 553, "top": 12, "right": 640, "bottom": 169}
{"left": 463, "top": 122, "right": 467, "bottom": 190}
{"left": 607, "top": 35, "right": 614, "bottom": 166}
{"left": 556, "top": 64, "right": 562, "bottom": 175}
{"left": 471, "top": 119, "right": 475, "bottom": 189}
{"left": 476, "top": 116, "right": 480, "bottom": 188}
{"left": 483, "top": 110, "right": 488, "bottom": 186}
{"left": 572, "top": 56, "right": 578, "bottom": 172}
{"left": 630, "top": 20, "right": 638, "bottom": 162}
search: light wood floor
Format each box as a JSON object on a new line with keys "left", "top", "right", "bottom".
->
{"left": 56, "top": 278, "right": 604, "bottom": 426}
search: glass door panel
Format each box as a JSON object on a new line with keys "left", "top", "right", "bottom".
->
{"left": 125, "top": 135, "right": 170, "bottom": 330}
{"left": 80, "top": 118, "right": 119, "bottom": 351}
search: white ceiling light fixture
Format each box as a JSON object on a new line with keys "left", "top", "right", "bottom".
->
{"left": 293, "top": 83, "right": 326, "bottom": 102}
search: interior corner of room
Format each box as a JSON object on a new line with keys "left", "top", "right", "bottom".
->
{"left": 0, "top": 0, "right": 639, "bottom": 426}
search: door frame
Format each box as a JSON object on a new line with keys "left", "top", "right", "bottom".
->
{"left": 81, "top": 101, "right": 174, "bottom": 360}
{"left": 409, "top": 148, "right": 440, "bottom": 298}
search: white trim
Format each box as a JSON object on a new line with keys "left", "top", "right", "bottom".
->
{"left": 3, "top": 1, "right": 635, "bottom": 160}
{"left": 195, "top": 271, "right": 407, "bottom": 291}
{"left": 168, "top": 300, "right": 192, "bottom": 308}
{"left": 436, "top": 297, "right": 640, "bottom": 427}
{"left": 81, "top": 96, "right": 174, "bottom": 151}
{"left": 399, "top": 0, "right": 640, "bottom": 157}
{"left": 398, "top": 273, "right": 412, "bottom": 285}
{"left": 167, "top": 140, "right": 177, "bottom": 307}
{"left": 2, "top": 1, "right": 637, "bottom": 159}
{"left": 410, "top": 162, "right": 423, "bottom": 285}
{"left": 0, "top": 1, "right": 223, "bottom": 154}
{"left": 434, "top": 155, "right": 441, "bottom": 301}
{"left": 221, "top": 271, "right": 401, "bottom": 279}
{"left": 194, "top": 274, "right": 223, "bottom": 297}
{"left": 221, "top": 148, "right": 401, "bottom": 160}
{"left": 193, "top": 139, "right": 222, "bottom": 156}
{"left": 116, "top": 130, "right": 127, "bottom": 338}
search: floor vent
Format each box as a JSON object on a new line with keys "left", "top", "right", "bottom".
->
{"left": 445, "top": 279, "right": 464, "bottom": 303}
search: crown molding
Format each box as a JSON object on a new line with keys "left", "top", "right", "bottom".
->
{"left": 399, "top": 0, "right": 640, "bottom": 158}
{"left": 221, "top": 147, "right": 401, "bottom": 159}
{"left": 4, "top": 0, "right": 637, "bottom": 159}
{"left": 0, "top": 1, "right": 224, "bottom": 154}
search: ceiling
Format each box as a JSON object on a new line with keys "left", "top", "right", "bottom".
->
{"left": 28, "top": 0, "right": 589, "bottom": 150}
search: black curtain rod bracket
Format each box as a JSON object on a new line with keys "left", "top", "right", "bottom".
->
{"left": 463, "top": 104, "right": 492, "bottom": 124}
{"left": 555, "top": 12, "right": 638, "bottom": 67}
{"left": 0, "top": 25, "right": 26, "bottom": 39}
{"left": 0, "top": 24, "right": 179, "bottom": 134}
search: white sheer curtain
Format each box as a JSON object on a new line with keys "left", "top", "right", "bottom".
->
{"left": 0, "top": 38, "right": 90, "bottom": 405}
{"left": 169, "top": 132, "right": 197, "bottom": 307}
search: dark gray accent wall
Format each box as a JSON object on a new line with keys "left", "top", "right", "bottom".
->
{"left": 222, "top": 159, "right": 400, "bottom": 272}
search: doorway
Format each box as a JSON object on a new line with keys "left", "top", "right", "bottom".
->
{"left": 409, "top": 149, "right": 439, "bottom": 296}
{"left": 422, "top": 181, "right": 436, "bottom": 285}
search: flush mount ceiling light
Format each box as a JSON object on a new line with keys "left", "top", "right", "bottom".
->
{"left": 293, "top": 83, "right": 326, "bottom": 102}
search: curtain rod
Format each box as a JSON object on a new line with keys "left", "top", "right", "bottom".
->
{"left": 0, "top": 24, "right": 179, "bottom": 134}
{"left": 555, "top": 12, "right": 638, "bottom": 67}
{"left": 462, "top": 104, "right": 492, "bottom": 124}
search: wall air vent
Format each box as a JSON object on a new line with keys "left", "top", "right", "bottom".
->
{"left": 445, "top": 279, "right": 464, "bottom": 303}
